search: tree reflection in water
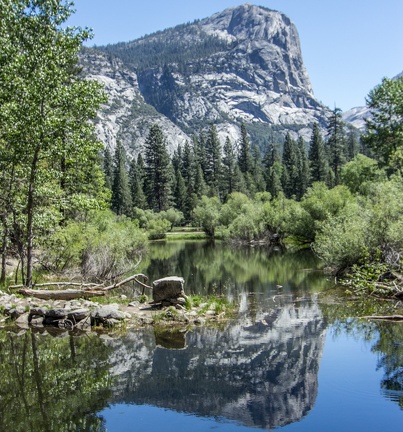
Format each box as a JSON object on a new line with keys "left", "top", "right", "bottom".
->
{"left": 0, "top": 329, "right": 112, "bottom": 432}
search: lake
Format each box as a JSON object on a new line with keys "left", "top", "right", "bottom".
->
{"left": 1, "top": 241, "right": 402, "bottom": 431}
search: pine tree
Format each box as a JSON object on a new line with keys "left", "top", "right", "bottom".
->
{"left": 205, "top": 124, "right": 222, "bottom": 198}
{"left": 238, "top": 123, "right": 253, "bottom": 175}
{"left": 181, "top": 141, "right": 194, "bottom": 184}
{"left": 193, "top": 163, "right": 208, "bottom": 199}
{"left": 309, "top": 123, "right": 328, "bottom": 184}
{"left": 172, "top": 144, "right": 183, "bottom": 173}
{"left": 346, "top": 124, "right": 360, "bottom": 160}
{"left": 103, "top": 147, "right": 113, "bottom": 190}
{"left": 327, "top": 107, "right": 347, "bottom": 185}
{"left": 173, "top": 168, "right": 187, "bottom": 213}
{"left": 194, "top": 132, "right": 208, "bottom": 179}
{"left": 263, "top": 144, "right": 281, "bottom": 190}
{"left": 297, "top": 137, "right": 310, "bottom": 199}
{"left": 251, "top": 145, "right": 266, "bottom": 193}
{"left": 222, "top": 136, "right": 237, "bottom": 198}
{"left": 267, "top": 161, "right": 283, "bottom": 198}
{"left": 143, "top": 124, "right": 172, "bottom": 212}
{"left": 111, "top": 142, "right": 132, "bottom": 216}
{"left": 129, "top": 156, "right": 147, "bottom": 209}
{"left": 282, "top": 133, "right": 299, "bottom": 198}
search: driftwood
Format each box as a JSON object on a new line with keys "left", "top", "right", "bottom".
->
{"left": 17, "top": 273, "right": 152, "bottom": 300}
{"left": 18, "top": 289, "right": 106, "bottom": 300}
{"left": 102, "top": 274, "right": 151, "bottom": 292}
{"left": 360, "top": 315, "right": 403, "bottom": 321}
{"left": 11, "top": 282, "right": 101, "bottom": 290}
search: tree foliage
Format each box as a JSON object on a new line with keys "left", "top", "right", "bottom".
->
{"left": 363, "top": 76, "right": 403, "bottom": 172}
{"left": 0, "top": 0, "right": 108, "bottom": 286}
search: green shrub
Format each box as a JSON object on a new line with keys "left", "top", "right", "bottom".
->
{"left": 42, "top": 209, "right": 147, "bottom": 279}
{"left": 147, "top": 218, "right": 171, "bottom": 240}
{"left": 312, "top": 203, "right": 368, "bottom": 271}
{"left": 192, "top": 196, "right": 221, "bottom": 237}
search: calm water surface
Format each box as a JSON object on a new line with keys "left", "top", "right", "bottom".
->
{"left": 1, "top": 241, "right": 402, "bottom": 431}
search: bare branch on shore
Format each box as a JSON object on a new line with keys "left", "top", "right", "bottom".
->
{"left": 17, "top": 272, "right": 153, "bottom": 300}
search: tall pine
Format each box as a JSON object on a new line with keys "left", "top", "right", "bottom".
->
{"left": 144, "top": 124, "right": 172, "bottom": 212}
{"left": 309, "top": 123, "right": 328, "bottom": 184}
{"left": 205, "top": 124, "right": 222, "bottom": 198}
{"left": 129, "top": 154, "right": 147, "bottom": 209}
{"left": 111, "top": 142, "right": 132, "bottom": 216}
{"left": 326, "top": 107, "right": 347, "bottom": 185}
{"left": 296, "top": 137, "right": 310, "bottom": 199}
{"left": 281, "top": 133, "right": 299, "bottom": 198}
{"left": 103, "top": 147, "right": 113, "bottom": 190}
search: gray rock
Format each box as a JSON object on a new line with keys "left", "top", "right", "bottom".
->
{"left": 8, "top": 306, "right": 26, "bottom": 319}
{"left": 176, "top": 297, "right": 187, "bottom": 305}
{"left": 104, "top": 318, "right": 122, "bottom": 328}
{"left": 29, "top": 307, "right": 47, "bottom": 317}
{"left": 45, "top": 309, "right": 67, "bottom": 319}
{"left": 152, "top": 276, "right": 185, "bottom": 303}
{"left": 67, "top": 308, "right": 90, "bottom": 322}
{"left": 91, "top": 306, "right": 126, "bottom": 321}
{"left": 14, "top": 312, "right": 29, "bottom": 328}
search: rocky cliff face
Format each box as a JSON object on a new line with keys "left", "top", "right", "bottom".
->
{"left": 80, "top": 49, "right": 190, "bottom": 156}
{"left": 85, "top": 3, "right": 331, "bottom": 155}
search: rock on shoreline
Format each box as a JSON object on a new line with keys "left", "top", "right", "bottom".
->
{"left": 0, "top": 289, "right": 227, "bottom": 332}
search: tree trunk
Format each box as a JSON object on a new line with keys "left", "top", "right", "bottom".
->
{"left": 26, "top": 145, "right": 40, "bottom": 287}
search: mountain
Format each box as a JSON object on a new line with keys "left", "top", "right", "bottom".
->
{"left": 342, "top": 106, "right": 371, "bottom": 132}
{"left": 342, "top": 71, "right": 403, "bottom": 132}
{"left": 84, "top": 3, "right": 332, "bottom": 155}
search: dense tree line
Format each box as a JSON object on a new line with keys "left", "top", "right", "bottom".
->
{"left": 100, "top": 24, "right": 234, "bottom": 73}
{"left": 107, "top": 111, "right": 364, "bottom": 223}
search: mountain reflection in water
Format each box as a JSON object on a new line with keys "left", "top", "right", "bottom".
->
{"left": 106, "top": 296, "right": 325, "bottom": 430}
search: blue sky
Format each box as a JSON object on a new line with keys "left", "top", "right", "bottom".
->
{"left": 68, "top": 0, "right": 403, "bottom": 111}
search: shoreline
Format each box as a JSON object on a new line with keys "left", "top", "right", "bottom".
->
{"left": 0, "top": 289, "right": 233, "bottom": 333}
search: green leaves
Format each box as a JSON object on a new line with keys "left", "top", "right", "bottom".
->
{"left": 0, "top": 0, "right": 107, "bottom": 285}
{"left": 364, "top": 76, "right": 403, "bottom": 172}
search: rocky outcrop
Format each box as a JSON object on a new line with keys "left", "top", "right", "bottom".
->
{"left": 80, "top": 49, "right": 191, "bottom": 157}
{"left": 83, "top": 4, "right": 332, "bottom": 155}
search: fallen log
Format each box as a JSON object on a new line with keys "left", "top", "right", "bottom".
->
{"left": 18, "top": 288, "right": 106, "bottom": 300}
{"left": 11, "top": 282, "right": 102, "bottom": 290}
{"left": 360, "top": 315, "right": 403, "bottom": 321}
{"left": 17, "top": 273, "right": 152, "bottom": 300}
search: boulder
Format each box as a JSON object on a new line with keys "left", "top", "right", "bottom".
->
{"left": 91, "top": 306, "right": 126, "bottom": 326}
{"left": 67, "top": 308, "right": 90, "bottom": 322}
{"left": 152, "top": 276, "right": 185, "bottom": 303}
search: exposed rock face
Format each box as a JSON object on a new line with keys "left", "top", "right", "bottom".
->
{"left": 342, "top": 106, "right": 371, "bottom": 132}
{"left": 80, "top": 49, "right": 191, "bottom": 156}
{"left": 83, "top": 4, "right": 332, "bottom": 155}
